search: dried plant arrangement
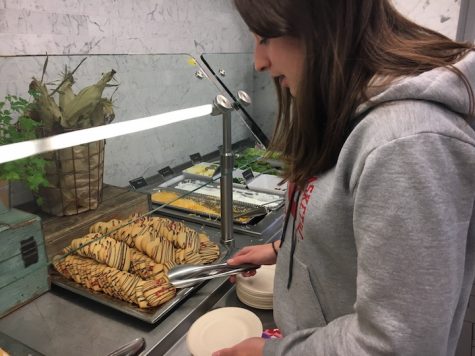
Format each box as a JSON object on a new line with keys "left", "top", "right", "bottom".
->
{"left": 29, "top": 56, "right": 118, "bottom": 132}
{"left": 28, "top": 56, "right": 119, "bottom": 216}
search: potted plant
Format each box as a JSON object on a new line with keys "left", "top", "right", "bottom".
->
{"left": 0, "top": 94, "right": 49, "bottom": 208}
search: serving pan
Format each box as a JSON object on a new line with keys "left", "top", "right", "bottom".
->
{"left": 50, "top": 220, "right": 229, "bottom": 324}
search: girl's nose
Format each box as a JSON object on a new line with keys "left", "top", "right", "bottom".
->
{"left": 254, "top": 49, "right": 270, "bottom": 72}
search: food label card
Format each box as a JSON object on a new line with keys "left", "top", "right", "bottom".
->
{"left": 129, "top": 177, "right": 148, "bottom": 189}
{"left": 158, "top": 166, "right": 174, "bottom": 177}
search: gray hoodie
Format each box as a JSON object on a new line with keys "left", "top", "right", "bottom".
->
{"left": 264, "top": 51, "right": 475, "bottom": 355}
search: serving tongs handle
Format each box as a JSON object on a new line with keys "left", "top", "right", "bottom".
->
{"left": 190, "top": 262, "right": 229, "bottom": 274}
{"left": 167, "top": 262, "right": 228, "bottom": 280}
{"left": 169, "top": 263, "right": 259, "bottom": 289}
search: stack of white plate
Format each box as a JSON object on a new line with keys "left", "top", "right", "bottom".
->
{"left": 236, "top": 264, "right": 275, "bottom": 310}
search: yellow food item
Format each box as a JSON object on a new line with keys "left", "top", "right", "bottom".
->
{"left": 151, "top": 191, "right": 253, "bottom": 224}
{"left": 151, "top": 191, "right": 218, "bottom": 216}
{"left": 184, "top": 164, "right": 218, "bottom": 177}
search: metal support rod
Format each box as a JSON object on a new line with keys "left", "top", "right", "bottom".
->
{"left": 220, "top": 109, "right": 234, "bottom": 246}
{"left": 211, "top": 94, "right": 235, "bottom": 247}
{"left": 211, "top": 92, "right": 251, "bottom": 247}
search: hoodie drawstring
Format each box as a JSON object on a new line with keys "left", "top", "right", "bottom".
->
{"left": 278, "top": 187, "right": 301, "bottom": 289}
{"left": 287, "top": 190, "right": 301, "bottom": 288}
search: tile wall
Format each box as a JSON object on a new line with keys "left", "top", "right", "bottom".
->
{"left": 0, "top": 0, "right": 463, "bottom": 203}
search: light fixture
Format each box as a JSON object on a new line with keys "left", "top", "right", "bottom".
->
{"left": 0, "top": 104, "right": 213, "bottom": 164}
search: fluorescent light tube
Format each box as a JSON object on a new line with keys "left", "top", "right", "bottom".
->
{"left": 0, "top": 104, "right": 213, "bottom": 164}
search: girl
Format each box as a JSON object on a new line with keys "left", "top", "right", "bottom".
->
{"left": 214, "top": 0, "right": 475, "bottom": 355}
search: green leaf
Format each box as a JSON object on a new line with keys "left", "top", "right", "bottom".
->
{"left": 0, "top": 93, "right": 49, "bottom": 192}
{"left": 0, "top": 171, "right": 21, "bottom": 181}
{"left": 36, "top": 196, "right": 44, "bottom": 206}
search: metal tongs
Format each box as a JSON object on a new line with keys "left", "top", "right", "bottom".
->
{"left": 167, "top": 262, "right": 260, "bottom": 289}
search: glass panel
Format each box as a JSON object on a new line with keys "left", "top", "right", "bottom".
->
{"left": 201, "top": 52, "right": 278, "bottom": 147}
{"left": 0, "top": 54, "right": 254, "bottom": 188}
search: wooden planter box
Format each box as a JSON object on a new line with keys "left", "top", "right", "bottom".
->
{"left": 0, "top": 208, "right": 49, "bottom": 318}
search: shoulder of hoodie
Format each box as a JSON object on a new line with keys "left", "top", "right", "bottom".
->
{"left": 337, "top": 100, "right": 475, "bottom": 190}
{"left": 349, "top": 99, "right": 475, "bottom": 152}
{"left": 346, "top": 49, "right": 475, "bottom": 155}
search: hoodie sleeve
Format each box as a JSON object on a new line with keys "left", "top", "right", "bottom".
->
{"left": 264, "top": 132, "right": 475, "bottom": 355}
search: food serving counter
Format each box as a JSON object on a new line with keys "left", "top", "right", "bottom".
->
{"left": 0, "top": 139, "right": 285, "bottom": 355}
{"left": 0, "top": 52, "right": 283, "bottom": 355}
{"left": 0, "top": 217, "right": 282, "bottom": 356}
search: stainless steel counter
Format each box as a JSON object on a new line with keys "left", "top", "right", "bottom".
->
{"left": 0, "top": 218, "right": 282, "bottom": 356}
{"left": 164, "top": 284, "right": 275, "bottom": 356}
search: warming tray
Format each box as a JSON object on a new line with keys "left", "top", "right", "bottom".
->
{"left": 150, "top": 187, "right": 272, "bottom": 225}
{"left": 167, "top": 179, "right": 284, "bottom": 209}
{"left": 50, "top": 220, "right": 230, "bottom": 324}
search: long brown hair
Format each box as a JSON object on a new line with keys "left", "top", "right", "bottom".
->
{"left": 234, "top": 0, "right": 474, "bottom": 188}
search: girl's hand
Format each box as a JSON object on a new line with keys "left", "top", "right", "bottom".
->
{"left": 212, "top": 337, "right": 264, "bottom": 356}
{"left": 227, "top": 242, "right": 278, "bottom": 283}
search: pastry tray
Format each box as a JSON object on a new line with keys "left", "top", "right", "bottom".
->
{"left": 150, "top": 187, "right": 273, "bottom": 225}
{"left": 50, "top": 270, "right": 200, "bottom": 324}
{"left": 50, "top": 222, "right": 230, "bottom": 324}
